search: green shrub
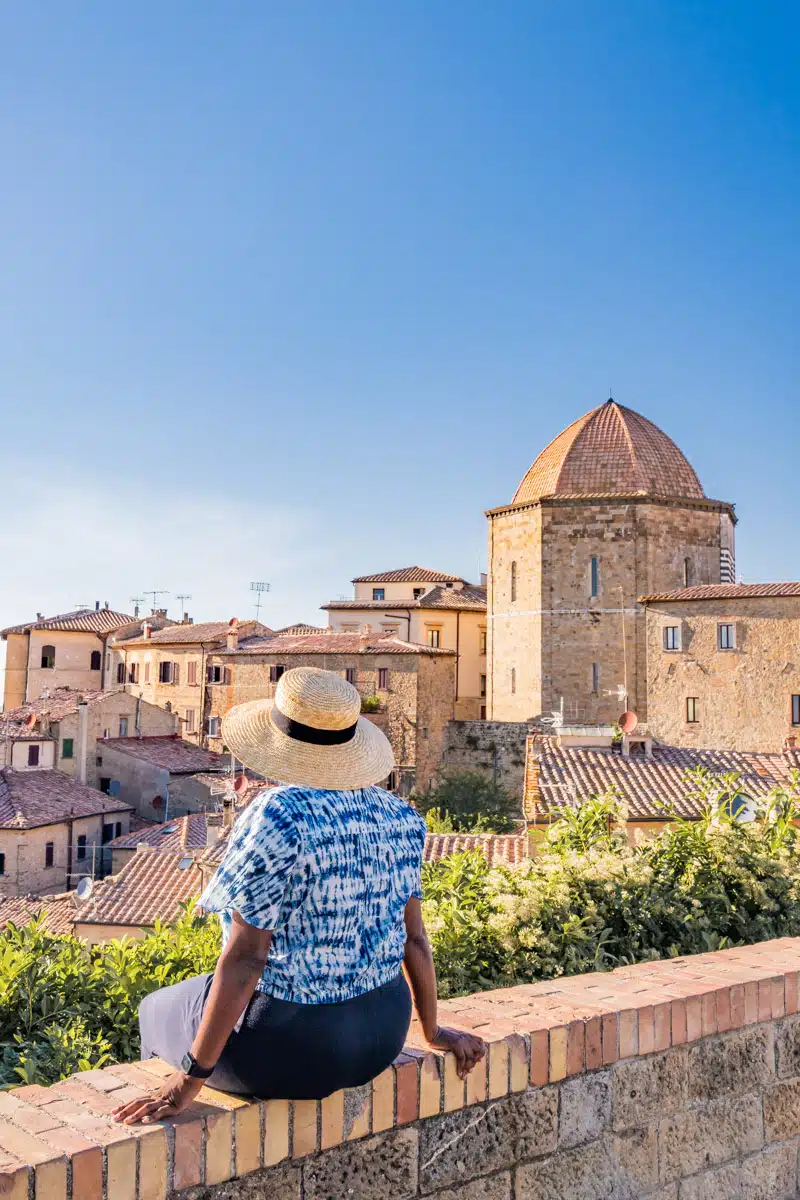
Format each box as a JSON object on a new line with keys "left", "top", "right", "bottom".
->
{"left": 360, "top": 695, "right": 382, "bottom": 713}
{"left": 413, "top": 769, "right": 519, "bottom": 834}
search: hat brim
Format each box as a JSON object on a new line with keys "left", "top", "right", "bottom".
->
{"left": 221, "top": 699, "right": 395, "bottom": 790}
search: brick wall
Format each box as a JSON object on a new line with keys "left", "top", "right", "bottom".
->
{"left": 442, "top": 719, "right": 530, "bottom": 800}
{"left": 4, "top": 940, "right": 800, "bottom": 1198}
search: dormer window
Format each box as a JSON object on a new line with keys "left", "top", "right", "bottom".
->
{"left": 372, "top": 588, "right": 385, "bottom": 601}
{"left": 41, "top": 645, "right": 55, "bottom": 669}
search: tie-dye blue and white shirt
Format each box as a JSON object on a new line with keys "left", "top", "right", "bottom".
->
{"left": 198, "top": 784, "right": 427, "bottom": 1004}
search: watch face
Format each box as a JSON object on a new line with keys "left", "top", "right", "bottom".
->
{"left": 181, "top": 1053, "right": 193, "bottom": 1074}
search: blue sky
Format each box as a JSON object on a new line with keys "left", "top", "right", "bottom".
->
{"left": 0, "top": 2, "right": 797, "bottom": 655}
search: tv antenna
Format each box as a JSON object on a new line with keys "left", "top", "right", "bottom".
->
{"left": 250, "top": 582, "right": 270, "bottom": 620}
{"left": 130, "top": 596, "right": 145, "bottom": 618}
{"left": 176, "top": 593, "right": 192, "bottom": 617}
{"left": 143, "top": 590, "right": 169, "bottom": 611}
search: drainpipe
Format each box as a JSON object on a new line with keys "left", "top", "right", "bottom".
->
{"left": 384, "top": 611, "right": 412, "bottom": 642}
{"left": 77, "top": 701, "right": 89, "bottom": 785}
{"left": 66, "top": 814, "right": 74, "bottom": 890}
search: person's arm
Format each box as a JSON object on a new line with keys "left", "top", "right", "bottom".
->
{"left": 403, "top": 896, "right": 485, "bottom": 1079}
{"left": 113, "top": 913, "right": 271, "bottom": 1125}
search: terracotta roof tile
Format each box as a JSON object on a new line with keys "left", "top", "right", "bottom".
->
{"left": 118, "top": 620, "right": 272, "bottom": 647}
{"left": 641, "top": 582, "right": 800, "bottom": 603}
{"left": 512, "top": 400, "right": 706, "bottom": 505}
{"left": 273, "top": 623, "right": 326, "bottom": 636}
{"left": 2, "top": 688, "right": 122, "bottom": 725}
{"left": 107, "top": 812, "right": 211, "bottom": 853}
{"left": 530, "top": 738, "right": 800, "bottom": 822}
{"left": 0, "top": 893, "right": 75, "bottom": 935}
{"left": 102, "top": 737, "right": 226, "bottom": 773}
{"left": 322, "top": 586, "right": 486, "bottom": 614}
{"left": 1, "top": 609, "right": 135, "bottom": 637}
{"left": 0, "top": 769, "right": 131, "bottom": 830}
{"left": 423, "top": 833, "right": 529, "bottom": 867}
{"left": 351, "top": 567, "right": 465, "bottom": 584}
{"left": 226, "top": 633, "right": 456, "bottom": 656}
{"left": 74, "top": 848, "right": 202, "bottom": 928}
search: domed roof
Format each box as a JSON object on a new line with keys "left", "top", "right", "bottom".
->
{"left": 513, "top": 400, "right": 705, "bottom": 505}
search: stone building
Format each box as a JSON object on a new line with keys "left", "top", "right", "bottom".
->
{"left": 0, "top": 768, "right": 131, "bottom": 897}
{"left": 205, "top": 629, "right": 457, "bottom": 793}
{"left": 1, "top": 605, "right": 137, "bottom": 709}
{"left": 324, "top": 566, "right": 487, "bottom": 719}
{"left": 642, "top": 582, "right": 800, "bottom": 752}
{"left": 1, "top": 688, "right": 178, "bottom": 790}
{"left": 486, "top": 399, "right": 736, "bottom": 725}
{"left": 96, "top": 736, "right": 228, "bottom": 822}
{"left": 110, "top": 618, "right": 270, "bottom": 743}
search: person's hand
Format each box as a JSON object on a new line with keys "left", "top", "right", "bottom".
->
{"left": 112, "top": 1071, "right": 205, "bottom": 1125}
{"left": 427, "top": 1026, "right": 486, "bottom": 1079}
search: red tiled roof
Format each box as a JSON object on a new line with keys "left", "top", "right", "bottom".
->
{"left": 1, "top": 609, "right": 134, "bottom": 637}
{"left": 512, "top": 401, "right": 706, "bottom": 506}
{"left": 322, "top": 586, "right": 486, "bottom": 614}
{"left": 0, "top": 893, "right": 75, "bottom": 936}
{"left": 102, "top": 737, "right": 226, "bottom": 773}
{"left": 423, "top": 833, "right": 529, "bottom": 867}
{"left": 273, "top": 623, "right": 326, "bottom": 636}
{"left": 226, "top": 633, "right": 456, "bottom": 656}
{"left": 73, "top": 849, "right": 202, "bottom": 928}
{"left": 2, "top": 688, "right": 121, "bottom": 725}
{"left": 640, "top": 582, "right": 800, "bottom": 603}
{"left": 530, "top": 738, "right": 800, "bottom": 822}
{"left": 0, "top": 769, "right": 131, "bottom": 830}
{"left": 119, "top": 620, "right": 272, "bottom": 647}
{"left": 352, "top": 567, "right": 465, "bottom": 584}
{"left": 107, "top": 812, "right": 210, "bottom": 853}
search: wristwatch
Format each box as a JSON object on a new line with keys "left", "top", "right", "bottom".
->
{"left": 180, "top": 1052, "right": 215, "bottom": 1079}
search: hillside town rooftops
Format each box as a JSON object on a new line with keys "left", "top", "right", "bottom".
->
{"left": 322, "top": 585, "right": 486, "bottom": 613}
{"left": 116, "top": 619, "right": 273, "bottom": 647}
{"left": 0, "top": 893, "right": 75, "bottom": 936}
{"left": 100, "top": 737, "right": 226, "bottom": 774}
{"left": 640, "top": 582, "right": 800, "bottom": 603}
{"left": 1, "top": 608, "right": 135, "bottom": 638}
{"left": 423, "top": 833, "right": 529, "bottom": 867}
{"left": 222, "top": 633, "right": 457, "bottom": 656}
{"left": 2, "top": 688, "right": 120, "bottom": 726}
{"left": 351, "top": 567, "right": 465, "bottom": 584}
{"left": 0, "top": 769, "right": 131, "bottom": 830}
{"left": 272, "top": 623, "right": 326, "bottom": 636}
{"left": 107, "top": 812, "right": 211, "bottom": 853}
{"left": 73, "top": 848, "right": 203, "bottom": 928}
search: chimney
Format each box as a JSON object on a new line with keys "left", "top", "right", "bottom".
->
{"left": 480, "top": 572, "right": 488, "bottom": 587}
{"left": 206, "top": 813, "right": 222, "bottom": 848}
{"left": 77, "top": 701, "right": 89, "bottom": 785}
{"left": 104, "top": 601, "right": 109, "bottom": 609}
{"left": 36, "top": 612, "right": 43, "bottom": 620}
{"left": 133, "top": 602, "right": 140, "bottom": 618}
{"left": 226, "top": 618, "right": 239, "bottom": 651}
{"left": 95, "top": 601, "right": 100, "bottom": 611}
{"left": 142, "top": 621, "right": 152, "bottom": 640}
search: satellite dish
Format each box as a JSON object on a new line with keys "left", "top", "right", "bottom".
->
{"left": 152, "top": 796, "right": 164, "bottom": 809}
{"left": 178, "top": 857, "right": 193, "bottom": 870}
{"left": 619, "top": 711, "right": 638, "bottom": 734}
{"left": 228, "top": 617, "right": 239, "bottom": 627}
{"left": 76, "top": 877, "right": 94, "bottom": 901}
{"left": 233, "top": 774, "right": 248, "bottom": 795}
{"left": 24, "top": 713, "right": 37, "bottom": 730}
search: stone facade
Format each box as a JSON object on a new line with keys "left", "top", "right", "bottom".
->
{"left": 54, "top": 693, "right": 178, "bottom": 790}
{"left": 0, "top": 811, "right": 130, "bottom": 898}
{"left": 442, "top": 720, "right": 530, "bottom": 800}
{"left": 488, "top": 497, "right": 736, "bottom": 726}
{"left": 645, "top": 593, "right": 800, "bottom": 752}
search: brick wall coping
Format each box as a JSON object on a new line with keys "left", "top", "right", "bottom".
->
{"left": 1, "top": 937, "right": 799, "bottom": 1198}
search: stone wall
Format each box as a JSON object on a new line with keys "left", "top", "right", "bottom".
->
{"left": 645, "top": 594, "right": 800, "bottom": 752}
{"left": 4, "top": 940, "right": 800, "bottom": 1199}
{"left": 442, "top": 720, "right": 531, "bottom": 803}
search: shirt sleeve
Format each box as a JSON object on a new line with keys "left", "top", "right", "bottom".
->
{"left": 198, "top": 792, "right": 301, "bottom": 930}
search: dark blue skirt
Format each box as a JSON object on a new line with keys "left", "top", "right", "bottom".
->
{"left": 138, "top": 971, "right": 412, "bottom": 1099}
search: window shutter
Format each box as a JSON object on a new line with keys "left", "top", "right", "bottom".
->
{"left": 206, "top": 665, "right": 214, "bottom": 683}
{"left": 173, "top": 662, "right": 180, "bottom": 685}
{"left": 224, "top": 667, "right": 232, "bottom": 685}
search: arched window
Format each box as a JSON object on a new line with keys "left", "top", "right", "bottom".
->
{"left": 510, "top": 561, "right": 517, "bottom": 603}
{"left": 683, "top": 557, "right": 693, "bottom": 587}
{"left": 41, "top": 645, "right": 55, "bottom": 669}
{"left": 90, "top": 650, "right": 101, "bottom": 671}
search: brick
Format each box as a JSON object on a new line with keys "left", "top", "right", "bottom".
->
{"left": 465, "top": 1052, "right": 488, "bottom": 1105}
{"left": 716, "top": 986, "right": 732, "bottom": 1033}
{"left": 638, "top": 1005, "right": 655, "bottom": 1055}
{"left": 263, "top": 1099, "right": 290, "bottom": 1165}
{"left": 671, "top": 999, "right": 687, "bottom": 1046}
{"left": 173, "top": 1121, "right": 202, "bottom": 1191}
{"left": 292, "top": 1100, "right": 318, "bottom": 1158}
{"left": 320, "top": 1090, "right": 344, "bottom": 1150}
{"left": 729, "top": 983, "right": 746, "bottom": 1029}
{"left": 518, "top": 1129, "right": 657, "bottom": 1199}
{"left": 584, "top": 1018, "right": 602, "bottom": 1070}
{"left": 0, "top": 1119, "right": 63, "bottom": 1166}
{"left": 744, "top": 980, "right": 759, "bottom": 1024}
{"left": 372, "top": 1066, "right": 396, "bottom": 1129}
{"left": 654, "top": 1003, "right": 671, "bottom": 1052}
{"left": 138, "top": 1128, "right": 168, "bottom": 1200}
{"left": 549, "top": 1026, "right": 567, "bottom": 1082}
{"left": 442, "top": 1055, "right": 465, "bottom": 1113}
{"left": 688, "top": 1025, "right": 774, "bottom": 1101}
{"left": 776, "top": 1015, "right": 800, "bottom": 1078}
{"left": 558, "top": 1071, "right": 611, "bottom": 1150}
{"left": 601, "top": 1014, "right": 618, "bottom": 1066}
{"left": 566, "top": 1021, "right": 585, "bottom": 1075}
{"left": 33, "top": 1159, "right": 67, "bottom": 1200}
{"left": 205, "top": 1110, "right": 233, "bottom": 1185}
{"left": 508, "top": 1034, "right": 529, "bottom": 1092}
{"left": 685, "top": 995, "right": 703, "bottom": 1042}
{"left": 71, "top": 1146, "right": 103, "bottom": 1200}
{"left": 488, "top": 1039, "right": 509, "bottom": 1099}
{"left": 235, "top": 1101, "right": 263, "bottom": 1175}
{"left": 417, "top": 1054, "right": 441, "bottom": 1118}
{"left": 343, "top": 1086, "right": 371, "bottom": 1141}
{"left": 612, "top": 1048, "right": 688, "bottom": 1132}
{"left": 786, "top": 971, "right": 799, "bottom": 1016}
{"left": 304, "top": 1127, "right": 417, "bottom": 1200}
{"left": 758, "top": 980, "right": 772, "bottom": 1022}
{"left": 658, "top": 1094, "right": 763, "bottom": 1182}
{"left": 772, "top": 976, "right": 787, "bottom": 1018}
{"left": 0, "top": 1166, "right": 29, "bottom": 1200}
{"left": 619, "top": 1009, "right": 637, "bottom": 1058}
{"left": 530, "top": 1030, "right": 548, "bottom": 1087}
{"left": 395, "top": 1058, "right": 420, "bottom": 1124}
{"left": 764, "top": 1077, "right": 800, "bottom": 1142}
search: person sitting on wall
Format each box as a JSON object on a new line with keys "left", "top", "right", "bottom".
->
{"left": 113, "top": 667, "right": 484, "bottom": 1122}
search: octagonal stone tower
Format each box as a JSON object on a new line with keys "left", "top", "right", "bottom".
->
{"left": 486, "top": 399, "right": 736, "bottom": 723}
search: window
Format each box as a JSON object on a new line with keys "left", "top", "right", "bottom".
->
{"left": 159, "top": 661, "right": 173, "bottom": 684}
{"left": 76, "top": 835, "right": 87, "bottom": 862}
{"left": 683, "top": 558, "right": 693, "bottom": 587}
{"left": 99, "top": 777, "right": 111, "bottom": 794}
{"left": 664, "top": 626, "right": 681, "bottom": 651}
{"left": 184, "top": 709, "right": 197, "bottom": 733}
{"left": 511, "top": 667, "right": 516, "bottom": 694}
{"left": 480, "top": 674, "right": 487, "bottom": 699}
{"left": 510, "top": 561, "right": 517, "bottom": 603}
{"left": 792, "top": 696, "right": 800, "bottom": 726}
{"left": 45, "top": 842, "right": 54, "bottom": 868}
{"left": 128, "top": 662, "right": 138, "bottom": 684}
{"left": 480, "top": 705, "right": 486, "bottom": 720}
{"left": 118, "top": 717, "right": 129, "bottom": 737}
{"left": 372, "top": 588, "right": 385, "bottom": 601}
{"left": 590, "top": 557, "right": 599, "bottom": 598}
{"left": 345, "top": 668, "right": 356, "bottom": 685}
{"left": 90, "top": 650, "right": 101, "bottom": 671}
{"left": 479, "top": 629, "right": 487, "bottom": 656}
{"left": 377, "top": 668, "right": 389, "bottom": 690}
{"left": 41, "top": 645, "right": 55, "bottom": 669}
{"left": 207, "top": 664, "right": 223, "bottom": 684}
{"left": 164, "top": 701, "right": 172, "bottom": 713}
{"left": 144, "top": 661, "right": 151, "bottom": 683}
{"left": 101, "top": 823, "right": 114, "bottom": 844}
{"left": 0, "top": 853, "right": 4, "bottom": 876}
{"left": 187, "top": 660, "right": 197, "bottom": 685}
{"left": 592, "top": 663, "right": 599, "bottom": 694}
{"left": 27, "top": 745, "right": 40, "bottom": 767}
{"left": 115, "top": 821, "right": 122, "bottom": 838}
{"left": 116, "top": 662, "right": 125, "bottom": 684}
{"left": 269, "top": 665, "right": 285, "bottom": 684}
{"left": 208, "top": 717, "right": 221, "bottom": 737}
{"left": 718, "top": 623, "right": 736, "bottom": 650}
{"left": 427, "top": 628, "right": 441, "bottom": 648}
{"left": 413, "top": 587, "right": 425, "bottom": 599}
{"left": 686, "top": 697, "right": 699, "bottom": 724}
{"left": 96, "top": 755, "right": 103, "bottom": 766}
{"left": 62, "top": 738, "right": 74, "bottom": 760}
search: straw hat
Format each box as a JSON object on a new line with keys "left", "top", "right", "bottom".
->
{"left": 221, "top": 666, "right": 394, "bottom": 790}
